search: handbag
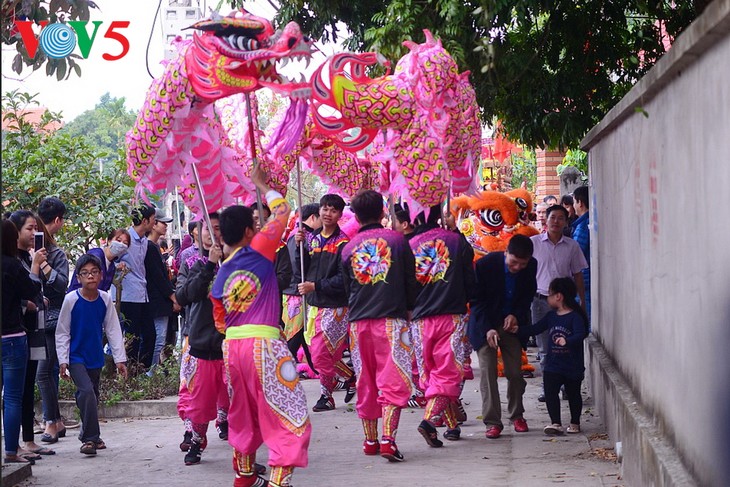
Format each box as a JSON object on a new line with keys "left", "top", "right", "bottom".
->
{"left": 20, "top": 256, "right": 49, "bottom": 360}
{"left": 26, "top": 299, "right": 48, "bottom": 361}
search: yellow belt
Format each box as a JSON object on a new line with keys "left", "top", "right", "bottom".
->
{"left": 226, "top": 325, "right": 282, "bottom": 340}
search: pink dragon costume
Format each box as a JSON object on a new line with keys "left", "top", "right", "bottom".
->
{"left": 309, "top": 30, "right": 481, "bottom": 216}
{"left": 125, "top": 9, "right": 313, "bottom": 217}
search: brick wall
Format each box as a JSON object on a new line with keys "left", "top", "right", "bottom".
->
{"left": 535, "top": 149, "right": 565, "bottom": 201}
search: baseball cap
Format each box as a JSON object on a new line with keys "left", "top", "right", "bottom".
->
{"left": 155, "top": 209, "right": 173, "bottom": 224}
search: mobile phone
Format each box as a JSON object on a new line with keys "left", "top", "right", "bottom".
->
{"left": 34, "top": 231, "right": 44, "bottom": 250}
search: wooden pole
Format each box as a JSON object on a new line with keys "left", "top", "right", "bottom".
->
{"left": 296, "top": 157, "right": 309, "bottom": 330}
{"left": 190, "top": 162, "right": 217, "bottom": 248}
{"left": 244, "top": 92, "right": 267, "bottom": 228}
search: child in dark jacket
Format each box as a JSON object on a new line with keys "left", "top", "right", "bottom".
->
{"left": 519, "top": 277, "right": 588, "bottom": 435}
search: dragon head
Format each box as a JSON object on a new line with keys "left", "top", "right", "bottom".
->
{"left": 185, "top": 9, "right": 313, "bottom": 103}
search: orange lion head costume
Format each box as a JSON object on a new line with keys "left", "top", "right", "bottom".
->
{"left": 452, "top": 187, "right": 539, "bottom": 258}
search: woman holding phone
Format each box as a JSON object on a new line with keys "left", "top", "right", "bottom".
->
{"left": 8, "top": 210, "right": 55, "bottom": 457}
{"left": 2, "top": 219, "right": 44, "bottom": 463}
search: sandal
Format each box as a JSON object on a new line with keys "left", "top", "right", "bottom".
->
{"left": 4, "top": 454, "right": 35, "bottom": 465}
{"left": 30, "top": 447, "right": 56, "bottom": 455}
{"left": 20, "top": 452, "right": 42, "bottom": 461}
{"left": 95, "top": 439, "right": 106, "bottom": 450}
{"left": 40, "top": 432, "right": 58, "bottom": 444}
{"left": 80, "top": 441, "right": 97, "bottom": 455}
{"left": 566, "top": 424, "right": 581, "bottom": 434}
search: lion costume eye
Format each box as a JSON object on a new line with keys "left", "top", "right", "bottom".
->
{"left": 479, "top": 209, "right": 504, "bottom": 229}
{"left": 515, "top": 198, "right": 528, "bottom": 210}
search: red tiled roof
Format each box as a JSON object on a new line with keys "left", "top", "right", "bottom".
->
{"left": 1, "top": 107, "right": 64, "bottom": 133}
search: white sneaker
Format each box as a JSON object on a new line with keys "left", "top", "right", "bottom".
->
{"left": 543, "top": 424, "right": 564, "bottom": 436}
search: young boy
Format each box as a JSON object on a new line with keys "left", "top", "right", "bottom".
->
{"left": 296, "top": 194, "right": 356, "bottom": 412}
{"left": 341, "top": 190, "right": 418, "bottom": 462}
{"left": 56, "top": 254, "right": 127, "bottom": 456}
{"left": 282, "top": 203, "right": 320, "bottom": 359}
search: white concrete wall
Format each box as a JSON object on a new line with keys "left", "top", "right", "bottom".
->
{"left": 581, "top": 2, "right": 730, "bottom": 485}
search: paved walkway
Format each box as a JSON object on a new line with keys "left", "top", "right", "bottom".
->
{"left": 12, "top": 350, "right": 622, "bottom": 486}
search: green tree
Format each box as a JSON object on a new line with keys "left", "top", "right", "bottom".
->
{"left": 2, "top": 0, "right": 97, "bottom": 80}
{"left": 510, "top": 149, "right": 536, "bottom": 193}
{"left": 62, "top": 92, "right": 137, "bottom": 157}
{"left": 2, "top": 90, "right": 136, "bottom": 261}
{"left": 273, "top": 0, "right": 703, "bottom": 148}
{"left": 558, "top": 149, "right": 588, "bottom": 180}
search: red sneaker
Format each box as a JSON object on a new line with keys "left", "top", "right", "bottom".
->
{"left": 512, "top": 418, "right": 529, "bottom": 433}
{"left": 233, "top": 474, "right": 268, "bottom": 487}
{"left": 485, "top": 425, "right": 502, "bottom": 439}
{"left": 379, "top": 440, "right": 405, "bottom": 462}
{"left": 362, "top": 440, "right": 379, "bottom": 455}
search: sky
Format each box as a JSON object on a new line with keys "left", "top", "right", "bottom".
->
{"left": 1, "top": 1, "right": 343, "bottom": 122}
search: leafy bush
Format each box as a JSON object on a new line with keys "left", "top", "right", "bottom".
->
{"left": 59, "top": 355, "right": 180, "bottom": 407}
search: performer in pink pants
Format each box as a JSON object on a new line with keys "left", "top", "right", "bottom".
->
{"left": 296, "top": 194, "right": 355, "bottom": 412}
{"left": 341, "top": 190, "right": 419, "bottom": 463}
{"left": 408, "top": 207, "right": 474, "bottom": 445}
{"left": 211, "top": 169, "right": 311, "bottom": 487}
{"left": 175, "top": 213, "right": 231, "bottom": 465}
{"left": 306, "top": 305, "right": 354, "bottom": 408}
{"left": 177, "top": 337, "right": 194, "bottom": 450}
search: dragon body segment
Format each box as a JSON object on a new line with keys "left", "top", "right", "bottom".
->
{"left": 311, "top": 31, "right": 481, "bottom": 213}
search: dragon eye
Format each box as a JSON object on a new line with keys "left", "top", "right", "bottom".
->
{"left": 287, "top": 37, "right": 297, "bottom": 49}
{"left": 479, "top": 209, "right": 504, "bottom": 229}
{"left": 515, "top": 198, "right": 527, "bottom": 210}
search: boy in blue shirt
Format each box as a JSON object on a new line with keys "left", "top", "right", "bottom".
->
{"left": 56, "top": 254, "right": 127, "bottom": 455}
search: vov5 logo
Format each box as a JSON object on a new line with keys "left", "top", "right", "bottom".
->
{"left": 14, "top": 20, "right": 130, "bottom": 60}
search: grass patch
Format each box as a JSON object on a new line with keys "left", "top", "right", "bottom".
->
{"left": 59, "top": 355, "right": 180, "bottom": 406}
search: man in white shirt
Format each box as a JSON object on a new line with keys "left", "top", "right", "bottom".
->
{"left": 530, "top": 205, "right": 587, "bottom": 401}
